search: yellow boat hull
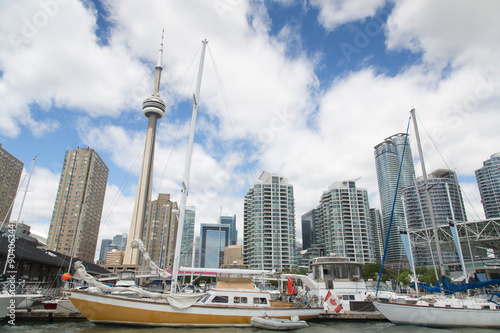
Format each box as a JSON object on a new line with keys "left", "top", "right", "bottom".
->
{"left": 68, "top": 290, "right": 321, "bottom": 327}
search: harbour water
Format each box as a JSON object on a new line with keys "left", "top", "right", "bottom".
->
{"left": 3, "top": 320, "right": 500, "bottom": 332}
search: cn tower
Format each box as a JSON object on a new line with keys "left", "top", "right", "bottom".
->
{"left": 123, "top": 32, "right": 166, "bottom": 265}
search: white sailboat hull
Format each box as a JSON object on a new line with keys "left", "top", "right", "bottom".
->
{"left": 67, "top": 290, "right": 322, "bottom": 327}
{"left": 373, "top": 300, "right": 500, "bottom": 328}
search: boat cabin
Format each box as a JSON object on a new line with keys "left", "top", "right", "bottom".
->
{"left": 309, "top": 257, "right": 363, "bottom": 289}
{"left": 199, "top": 289, "right": 271, "bottom": 307}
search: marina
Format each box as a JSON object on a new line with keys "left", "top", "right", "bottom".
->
{"left": 3, "top": 319, "right": 500, "bottom": 333}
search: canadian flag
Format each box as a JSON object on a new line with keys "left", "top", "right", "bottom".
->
{"left": 324, "top": 291, "right": 343, "bottom": 313}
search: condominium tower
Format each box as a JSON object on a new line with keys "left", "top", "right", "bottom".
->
{"left": 141, "top": 193, "right": 178, "bottom": 269}
{"left": 243, "top": 171, "right": 296, "bottom": 270}
{"left": 402, "top": 169, "right": 467, "bottom": 265}
{"left": 374, "top": 133, "right": 415, "bottom": 264}
{"left": 315, "top": 179, "right": 375, "bottom": 263}
{"left": 47, "top": 147, "right": 108, "bottom": 262}
{"left": 475, "top": 153, "right": 500, "bottom": 219}
{"left": 0, "top": 144, "right": 23, "bottom": 225}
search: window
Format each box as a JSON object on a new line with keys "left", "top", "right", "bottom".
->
{"left": 234, "top": 297, "right": 247, "bottom": 304}
{"left": 212, "top": 296, "right": 228, "bottom": 303}
{"left": 253, "top": 297, "right": 267, "bottom": 305}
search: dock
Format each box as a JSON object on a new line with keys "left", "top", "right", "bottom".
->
{"left": 318, "top": 311, "right": 387, "bottom": 321}
{"left": 14, "top": 309, "right": 86, "bottom": 321}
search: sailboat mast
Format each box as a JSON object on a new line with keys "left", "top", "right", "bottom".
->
{"left": 171, "top": 40, "right": 208, "bottom": 294}
{"left": 410, "top": 108, "right": 446, "bottom": 288}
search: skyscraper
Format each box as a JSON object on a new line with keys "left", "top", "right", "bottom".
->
{"left": 315, "top": 179, "right": 375, "bottom": 263}
{"left": 179, "top": 206, "right": 195, "bottom": 267}
{"left": 369, "top": 208, "right": 384, "bottom": 263}
{"left": 47, "top": 147, "right": 108, "bottom": 262}
{"left": 0, "top": 144, "right": 23, "bottom": 225}
{"left": 123, "top": 34, "right": 166, "bottom": 265}
{"left": 475, "top": 153, "right": 500, "bottom": 219}
{"left": 99, "top": 239, "right": 112, "bottom": 261}
{"left": 402, "top": 169, "right": 467, "bottom": 265}
{"left": 142, "top": 193, "right": 178, "bottom": 269}
{"left": 374, "top": 133, "right": 415, "bottom": 264}
{"left": 112, "top": 233, "right": 128, "bottom": 251}
{"left": 199, "top": 223, "right": 230, "bottom": 268}
{"left": 301, "top": 209, "right": 316, "bottom": 250}
{"left": 243, "top": 171, "right": 296, "bottom": 270}
{"left": 220, "top": 215, "right": 237, "bottom": 245}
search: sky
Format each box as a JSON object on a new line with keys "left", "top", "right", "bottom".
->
{"left": 1, "top": 0, "right": 499, "bottom": 261}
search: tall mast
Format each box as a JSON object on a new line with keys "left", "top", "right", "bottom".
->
{"left": 171, "top": 40, "right": 208, "bottom": 294}
{"left": 123, "top": 31, "right": 166, "bottom": 266}
{"left": 410, "top": 108, "right": 446, "bottom": 293}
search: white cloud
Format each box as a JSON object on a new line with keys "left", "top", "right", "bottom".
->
{"left": 386, "top": 0, "right": 500, "bottom": 68}
{"left": 311, "top": 0, "right": 386, "bottom": 31}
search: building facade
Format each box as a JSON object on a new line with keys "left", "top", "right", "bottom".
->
{"left": 374, "top": 133, "right": 415, "bottom": 264}
{"left": 179, "top": 206, "right": 195, "bottom": 267}
{"left": 112, "top": 233, "right": 128, "bottom": 251}
{"left": 301, "top": 209, "right": 317, "bottom": 250}
{"left": 315, "top": 180, "right": 375, "bottom": 263}
{"left": 475, "top": 153, "right": 500, "bottom": 219}
{"left": 0, "top": 144, "right": 23, "bottom": 225}
{"left": 199, "top": 223, "right": 230, "bottom": 268}
{"left": 369, "top": 208, "right": 384, "bottom": 262}
{"left": 99, "top": 239, "right": 112, "bottom": 261}
{"left": 141, "top": 193, "right": 178, "bottom": 269}
{"left": 47, "top": 147, "right": 108, "bottom": 263}
{"left": 243, "top": 171, "right": 296, "bottom": 270}
{"left": 402, "top": 169, "right": 467, "bottom": 266}
{"left": 220, "top": 215, "right": 237, "bottom": 245}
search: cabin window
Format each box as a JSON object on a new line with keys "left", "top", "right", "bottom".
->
{"left": 342, "top": 295, "right": 355, "bottom": 301}
{"left": 253, "top": 297, "right": 268, "bottom": 305}
{"left": 212, "top": 296, "right": 229, "bottom": 303}
{"left": 234, "top": 297, "right": 247, "bottom": 304}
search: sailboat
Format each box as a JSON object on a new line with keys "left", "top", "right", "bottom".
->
{"left": 65, "top": 37, "right": 322, "bottom": 327}
{"left": 372, "top": 108, "right": 500, "bottom": 328}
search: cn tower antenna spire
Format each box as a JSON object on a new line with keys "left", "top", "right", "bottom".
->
{"left": 153, "top": 28, "right": 164, "bottom": 97}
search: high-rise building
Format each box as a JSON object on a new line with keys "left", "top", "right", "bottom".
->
{"left": 199, "top": 223, "right": 230, "bottom": 268}
{"left": 141, "top": 193, "right": 178, "bottom": 269}
{"left": 402, "top": 169, "right": 467, "bottom": 265}
{"left": 315, "top": 180, "right": 375, "bottom": 263}
{"left": 123, "top": 34, "right": 166, "bottom": 265}
{"left": 475, "top": 153, "right": 500, "bottom": 219}
{"left": 179, "top": 206, "right": 195, "bottom": 267}
{"left": 99, "top": 239, "right": 112, "bottom": 261}
{"left": 0, "top": 144, "right": 23, "bottom": 225}
{"left": 301, "top": 209, "right": 316, "bottom": 250}
{"left": 243, "top": 171, "right": 296, "bottom": 270}
{"left": 374, "top": 133, "right": 415, "bottom": 264}
{"left": 369, "top": 208, "right": 384, "bottom": 262}
{"left": 220, "top": 215, "right": 237, "bottom": 245}
{"left": 47, "top": 147, "right": 108, "bottom": 263}
{"left": 112, "top": 233, "right": 128, "bottom": 251}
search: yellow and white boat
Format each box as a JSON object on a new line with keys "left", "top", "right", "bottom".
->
{"left": 67, "top": 266, "right": 322, "bottom": 327}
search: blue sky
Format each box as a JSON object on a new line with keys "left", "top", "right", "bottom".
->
{"left": 1, "top": 0, "right": 499, "bottom": 260}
